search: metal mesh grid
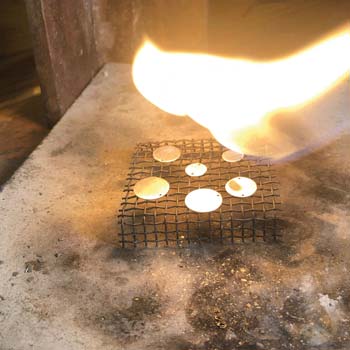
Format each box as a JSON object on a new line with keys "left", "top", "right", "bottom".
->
{"left": 118, "top": 139, "right": 281, "bottom": 248}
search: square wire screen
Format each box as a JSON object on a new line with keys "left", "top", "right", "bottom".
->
{"left": 118, "top": 139, "right": 281, "bottom": 248}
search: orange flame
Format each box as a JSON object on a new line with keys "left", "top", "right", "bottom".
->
{"left": 132, "top": 28, "right": 350, "bottom": 159}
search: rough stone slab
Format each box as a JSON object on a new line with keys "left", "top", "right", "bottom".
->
{"left": 1, "top": 63, "right": 350, "bottom": 350}
{"left": 25, "top": 0, "right": 101, "bottom": 124}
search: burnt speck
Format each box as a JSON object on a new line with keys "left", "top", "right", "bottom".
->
{"left": 96, "top": 293, "right": 161, "bottom": 343}
{"left": 125, "top": 295, "right": 161, "bottom": 320}
{"left": 282, "top": 293, "right": 307, "bottom": 323}
{"left": 213, "top": 249, "right": 244, "bottom": 266}
{"left": 12, "top": 272, "right": 19, "bottom": 277}
{"left": 187, "top": 282, "right": 258, "bottom": 335}
{"left": 25, "top": 259, "right": 44, "bottom": 273}
{"left": 342, "top": 292, "right": 350, "bottom": 312}
{"left": 212, "top": 249, "right": 262, "bottom": 281}
{"left": 60, "top": 252, "right": 81, "bottom": 270}
{"left": 50, "top": 141, "right": 73, "bottom": 157}
{"left": 109, "top": 247, "right": 147, "bottom": 267}
{"left": 115, "top": 276, "right": 129, "bottom": 285}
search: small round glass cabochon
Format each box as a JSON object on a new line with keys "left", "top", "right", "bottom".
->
{"left": 225, "top": 177, "right": 257, "bottom": 198}
{"left": 134, "top": 176, "right": 170, "bottom": 200}
{"left": 222, "top": 150, "right": 244, "bottom": 162}
{"left": 185, "top": 163, "right": 207, "bottom": 177}
{"left": 153, "top": 145, "right": 181, "bottom": 163}
{"left": 185, "top": 189, "right": 222, "bottom": 213}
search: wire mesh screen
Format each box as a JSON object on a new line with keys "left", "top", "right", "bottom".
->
{"left": 118, "top": 139, "right": 281, "bottom": 248}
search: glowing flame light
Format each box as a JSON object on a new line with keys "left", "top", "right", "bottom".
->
{"left": 132, "top": 28, "right": 350, "bottom": 159}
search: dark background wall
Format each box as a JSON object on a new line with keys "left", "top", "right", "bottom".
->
{"left": 0, "top": 0, "right": 48, "bottom": 186}
{"left": 0, "top": 0, "right": 32, "bottom": 58}
{"left": 0, "top": 0, "right": 39, "bottom": 102}
{"left": 208, "top": 0, "right": 350, "bottom": 60}
{"left": 93, "top": 0, "right": 350, "bottom": 63}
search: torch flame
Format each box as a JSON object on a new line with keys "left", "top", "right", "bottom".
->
{"left": 132, "top": 28, "right": 350, "bottom": 159}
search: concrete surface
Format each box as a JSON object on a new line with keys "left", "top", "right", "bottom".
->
{"left": 1, "top": 63, "right": 350, "bottom": 350}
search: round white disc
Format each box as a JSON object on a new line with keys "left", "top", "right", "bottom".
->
{"left": 225, "top": 177, "right": 257, "bottom": 198}
{"left": 134, "top": 177, "right": 170, "bottom": 200}
{"left": 222, "top": 150, "right": 244, "bottom": 163}
{"left": 185, "top": 163, "right": 207, "bottom": 177}
{"left": 153, "top": 145, "right": 181, "bottom": 163}
{"left": 185, "top": 189, "right": 222, "bottom": 213}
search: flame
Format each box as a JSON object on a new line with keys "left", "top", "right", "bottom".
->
{"left": 132, "top": 28, "right": 350, "bottom": 159}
